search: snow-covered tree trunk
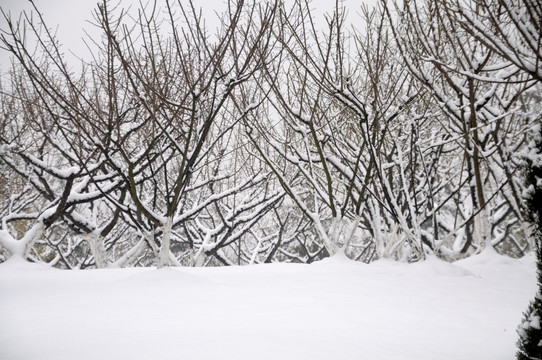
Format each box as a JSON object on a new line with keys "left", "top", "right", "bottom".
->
{"left": 112, "top": 238, "right": 147, "bottom": 268}
{"left": 157, "top": 216, "right": 173, "bottom": 268}
{"left": 344, "top": 214, "right": 362, "bottom": 250}
{"left": 370, "top": 201, "right": 386, "bottom": 259}
{"left": 319, "top": 217, "right": 339, "bottom": 256}
{"left": 192, "top": 231, "right": 212, "bottom": 267}
{"left": 86, "top": 232, "right": 108, "bottom": 269}
{"left": 0, "top": 222, "right": 44, "bottom": 262}
{"left": 18, "top": 223, "right": 44, "bottom": 260}
{"left": 475, "top": 206, "right": 492, "bottom": 252}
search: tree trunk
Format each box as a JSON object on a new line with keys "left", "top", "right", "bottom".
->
{"left": 158, "top": 216, "right": 173, "bottom": 268}
{"left": 86, "top": 232, "right": 108, "bottom": 269}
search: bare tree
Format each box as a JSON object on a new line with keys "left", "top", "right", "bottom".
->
{"left": 454, "top": 0, "right": 542, "bottom": 83}
{"left": 0, "top": 62, "right": 125, "bottom": 267}
{"left": 384, "top": 0, "right": 537, "bottom": 258}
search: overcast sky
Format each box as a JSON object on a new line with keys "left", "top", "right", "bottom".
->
{"left": 0, "top": 0, "right": 102, "bottom": 71}
{"left": 0, "top": 0, "right": 376, "bottom": 74}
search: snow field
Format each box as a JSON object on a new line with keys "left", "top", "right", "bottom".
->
{"left": 0, "top": 251, "right": 537, "bottom": 360}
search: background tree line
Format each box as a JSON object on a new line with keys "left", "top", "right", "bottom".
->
{"left": 0, "top": 0, "right": 540, "bottom": 268}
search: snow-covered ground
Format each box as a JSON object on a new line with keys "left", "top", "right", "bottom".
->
{"left": 0, "top": 251, "right": 536, "bottom": 360}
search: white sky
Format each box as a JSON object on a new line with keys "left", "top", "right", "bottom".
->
{"left": 0, "top": 0, "right": 101, "bottom": 71}
{"left": 0, "top": 0, "right": 377, "bottom": 74}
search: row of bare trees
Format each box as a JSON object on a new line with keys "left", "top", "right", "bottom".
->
{"left": 0, "top": 0, "right": 540, "bottom": 267}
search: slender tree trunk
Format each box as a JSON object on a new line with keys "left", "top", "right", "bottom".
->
{"left": 112, "top": 237, "right": 147, "bottom": 268}
{"left": 158, "top": 216, "right": 173, "bottom": 268}
{"left": 86, "top": 232, "right": 108, "bottom": 269}
{"left": 469, "top": 78, "right": 491, "bottom": 251}
{"left": 369, "top": 200, "right": 385, "bottom": 258}
{"left": 313, "top": 216, "right": 337, "bottom": 256}
{"left": 344, "top": 214, "right": 361, "bottom": 250}
{"left": 6, "top": 222, "right": 45, "bottom": 261}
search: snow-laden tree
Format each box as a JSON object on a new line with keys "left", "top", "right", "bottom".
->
{"left": 1, "top": 0, "right": 539, "bottom": 267}
{"left": 454, "top": 0, "right": 542, "bottom": 83}
{"left": 0, "top": 62, "right": 125, "bottom": 267}
{"left": 244, "top": 1, "right": 362, "bottom": 258}
{"left": 91, "top": 0, "right": 281, "bottom": 267}
{"left": 0, "top": 0, "right": 283, "bottom": 267}
{"left": 384, "top": 0, "right": 537, "bottom": 259}
{"left": 248, "top": 2, "right": 463, "bottom": 261}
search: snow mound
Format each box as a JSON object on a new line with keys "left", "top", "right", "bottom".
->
{"left": 453, "top": 248, "right": 535, "bottom": 280}
{"left": 314, "top": 249, "right": 358, "bottom": 265}
{"left": 412, "top": 256, "right": 476, "bottom": 277}
{"left": 0, "top": 255, "right": 53, "bottom": 273}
